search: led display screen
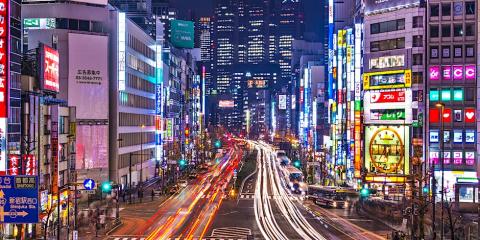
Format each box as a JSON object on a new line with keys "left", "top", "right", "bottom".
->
{"left": 363, "top": 70, "right": 411, "bottom": 90}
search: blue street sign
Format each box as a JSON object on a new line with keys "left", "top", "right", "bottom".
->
{"left": 0, "top": 176, "right": 39, "bottom": 223}
{"left": 83, "top": 179, "right": 95, "bottom": 190}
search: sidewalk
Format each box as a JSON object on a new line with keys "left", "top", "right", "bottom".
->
{"left": 77, "top": 194, "right": 169, "bottom": 240}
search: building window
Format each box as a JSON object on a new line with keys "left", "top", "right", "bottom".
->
{"left": 412, "top": 16, "right": 423, "bottom": 28}
{"left": 430, "top": 4, "right": 440, "bottom": 17}
{"left": 465, "top": 2, "right": 475, "bottom": 15}
{"left": 370, "top": 38, "right": 405, "bottom": 52}
{"left": 413, "top": 35, "right": 423, "bottom": 47}
{"left": 442, "top": 46, "right": 450, "bottom": 58}
{"left": 466, "top": 45, "right": 475, "bottom": 57}
{"left": 465, "top": 23, "right": 475, "bottom": 36}
{"left": 454, "top": 45, "right": 463, "bottom": 58}
{"left": 441, "top": 3, "right": 451, "bottom": 16}
{"left": 441, "top": 24, "right": 451, "bottom": 37}
{"left": 430, "top": 25, "right": 439, "bottom": 38}
{"left": 413, "top": 54, "right": 423, "bottom": 66}
{"left": 430, "top": 46, "right": 439, "bottom": 58}
{"left": 465, "top": 88, "right": 475, "bottom": 101}
{"left": 412, "top": 72, "right": 423, "bottom": 84}
{"left": 370, "top": 19, "right": 405, "bottom": 34}
{"left": 453, "top": 24, "right": 463, "bottom": 37}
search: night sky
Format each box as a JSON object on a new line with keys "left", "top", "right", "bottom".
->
{"left": 172, "top": 0, "right": 322, "bottom": 40}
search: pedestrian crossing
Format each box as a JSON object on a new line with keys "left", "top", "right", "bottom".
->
{"left": 238, "top": 193, "right": 299, "bottom": 200}
{"left": 211, "top": 227, "right": 252, "bottom": 239}
{"left": 109, "top": 238, "right": 249, "bottom": 240}
{"left": 110, "top": 237, "right": 146, "bottom": 240}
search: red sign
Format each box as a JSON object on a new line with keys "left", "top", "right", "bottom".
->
{"left": 0, "top": 0, "right": 7, "bottom": 119}
{"left": 43, "top": 45, "right": 60, "bottom": 92}
{"left": 23, "top": 155, "right": 37, "bottom": 176}
{"left": 429, "top": 108, "right": 439, "bottom": 123}
{"left": 8, "top": 155, "right": 19, "bottom": 175}
{"left": 465, "top": 108, "right": 476, "bottom": 123}
{"left": 442, "top": 108, "right": 452, "bottom": 122}
{"left": 370, "top": 90, "right": 405, "bottom": 103}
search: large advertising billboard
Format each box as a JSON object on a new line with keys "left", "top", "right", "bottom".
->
{"left": 170, "top": 20, "right": 194, "bottom": 49}
{"left": 75, "top": 125, "right": 108, "bottom": 169}
{"left": 364, "top": 0, "right": 420, "bottom": 15}
{"left": 39, "top": 44, "right": 59, "bottom": 93}
{"left": 68, "top": 33, "right": 109, "bottom": 120}
{"left": 364, "top": 125, "right": 410, "bottom": 178}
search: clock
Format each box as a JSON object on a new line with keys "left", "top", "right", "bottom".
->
{"left": 368, "top": 127, "right": 405, "bottom": 174}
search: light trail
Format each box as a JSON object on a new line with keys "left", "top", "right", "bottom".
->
{"left": 252, "top": 141, "right": 327, "bottom": 240}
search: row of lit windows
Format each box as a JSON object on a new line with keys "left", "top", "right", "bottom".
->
{"left": 118, "top": 148, "right": 154, "bottom": 169}
{"left": 127, "top": 54, "right": 155, "bottom": 77}
{"left": 119, "top": 132, "right": 155, "bottom": 148}
{"left": 127, "top": 73, "right": 155, "bottom": 93}
{"left": 119, "top": 92, "right": 155, "bottom": 110}
{"left": 119, "top": 112, "right": 155, "bottom": 127}
{"left": 127, "top": 34, "right": 155, "bottom": 61}
{"left": 430, "top": 45, "right": 475, "bottom": 59}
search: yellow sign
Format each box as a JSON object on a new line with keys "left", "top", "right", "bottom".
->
{"left": 363, "top": 69, "right": 412, "bottom": 90}
{"left": 364, "top": 125, "right": 410, "bottom": 177}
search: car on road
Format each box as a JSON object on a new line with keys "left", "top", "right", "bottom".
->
{"left": 169, "top": 186, "right": 179, "bottom": 194}
{"left": 178, "top": 180, "right": 188, "bottom": 188}
{"left": 189, "top": 173, "right": 198, "bottom": 179}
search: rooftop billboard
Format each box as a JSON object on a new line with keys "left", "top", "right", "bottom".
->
{"left": 365, "top": 0, "right": 421, "bottom": 15}
{"left": 170, "top": 20, "right": 194, "bottom": 49}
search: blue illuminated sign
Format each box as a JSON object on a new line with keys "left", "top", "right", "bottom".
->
{"left": 83, "top": 178, "right": 95, "bottom": 190}
{"left": 0, "top": 176, "right": 39, "bottom": 223}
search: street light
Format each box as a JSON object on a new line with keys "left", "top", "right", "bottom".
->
{"left": 434, "top": 102, "right": 445, "bottom": 239}
{"left": 140, "top": 124, "right": 145, "bottom": 185}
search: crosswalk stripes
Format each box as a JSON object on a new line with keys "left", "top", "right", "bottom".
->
{"left": 210, "top": 227, "right": 252, "bottom": 239}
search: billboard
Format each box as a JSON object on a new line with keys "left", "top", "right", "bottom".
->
{"left": 363, "top": 70, "right": 411, "bottom": 90}
{"left": 38, "top": 44, "right": 59, "bottom": 93}
{"left": 68, "top": 33, "right": 109, "bottom": 120}
{"left": 364, "top": 125, "right": 410, "bottom": 177}
{"left": 369, "top": 55, "right": 405, "bottom": 70}
{"left": 23, "top": 18, "right": 55, "bottom": 30}
{"left": 170, "top": 20, "right": 194, "bottom": 49}
{"left": 364, "top": 89, "right": 413, "bottom": 124}
{"left": 75, "top": 125, "right": 108, "bottom": 169}
{"left": 365, "top": 0, "right": 420, "bottom": 15}
{"left": 165, "top": 118, "right": 174, "bottom": 141}
{"left": 429, "top": 65, "right": 476, "bottom": 81}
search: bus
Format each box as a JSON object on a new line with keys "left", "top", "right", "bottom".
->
{"left": 307, "top": 185, "right": 349, "bottom": 209}
{"left": 283, "top": 166, "right": 307, "bottom": 194}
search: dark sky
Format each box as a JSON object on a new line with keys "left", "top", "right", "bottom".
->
{"left": 171, "top": 0, "right": 214, "bottom": 18}
{"left": 172, "top": 0, "right": 322, "bottom": 40}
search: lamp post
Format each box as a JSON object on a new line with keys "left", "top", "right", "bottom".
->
{"left": 435, "top": 103, "right": 445, "bottom": 240}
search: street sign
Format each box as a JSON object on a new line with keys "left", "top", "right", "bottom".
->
{"left": 81, "top": 190, "right": 96, "bottom": 195}
{"left": 73, "top": 230, "right": 78, "bottom": 240}
{"left": 0, "top": 176, "right": 39, "bottom": 223}
{"left": 83, "top": 179, "right": 96, "bottom": 190}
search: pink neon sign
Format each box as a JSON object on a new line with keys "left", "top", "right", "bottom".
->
{"left": 465, "top": 65, "right": 476, "bottom": 80}
{"left": 453, "top": 66, "right": 463, "bottom": 80}
{"left": 442, "top": 66, "right": 451, "bottom": 80}
{"left": 429, "top": 66, "right": 440, "bottom": 80}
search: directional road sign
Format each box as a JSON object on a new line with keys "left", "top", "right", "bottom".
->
{"left": 83, "top": 178, "right": 95, "bottom": 190}
{"left": 0, "top": 176, "right": 39, "bottom": 223}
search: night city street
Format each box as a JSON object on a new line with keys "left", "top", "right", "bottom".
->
{"left": 0, "top": 0, "right": 479, "bottom": 239}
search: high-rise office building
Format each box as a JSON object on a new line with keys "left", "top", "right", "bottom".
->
{"left": 426, "top": 0, "right": 478, "bottom": 202}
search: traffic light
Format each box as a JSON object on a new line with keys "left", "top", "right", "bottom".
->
{"left": 179, "top": 159, "right": 187, "bottom": 167}
{"left": 101, "top": 181, "right": 112, "bottom": 193}
{"left": 360, "top": 187, "right": 369, "bottom": 197}
{"left": 214, "top": 139, "right": 221, "bottom": 148}
{"left": 422, "top": 186, "right": 429, "bottom": 194}
{"left": 293, "top": 159, "right": 301, "bottom": 168}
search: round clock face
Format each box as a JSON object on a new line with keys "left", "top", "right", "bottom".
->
{"left": 368, "top": 127, "right": 405, "bottom": 174}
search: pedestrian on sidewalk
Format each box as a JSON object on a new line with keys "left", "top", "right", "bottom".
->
{"left": 151, "top": 189, "right": 155, "bottom": 201}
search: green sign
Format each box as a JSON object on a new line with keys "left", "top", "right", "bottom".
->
{"left": 354, "top": 101, "right": 362, "bottom": 111}
{"left": 380, "top": 110, "right": 405, "bottom": 121}
{"left": 23, "top": 18, "right": 56, "bottom": 29}
{"left": 441, "top": 89, "right": 451, "bottom": 101}
{"left": 430, "top": 90, "right": 439, "bottom": 101}
{"left": 170, "top": 20, "right": 194, "bottom": 49}
{"left": 453, "top": 89, "right": 463, "bottom": 101}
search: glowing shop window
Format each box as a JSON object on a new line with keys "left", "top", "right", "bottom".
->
{"left": 441, "top": 89, "right": 451, "bottom": 101}
{"left": 459, "top": 187, "right": 476, "bottom": 203}
{"left": 453, "top": 89, "right": 464, "bottom": 101}
{"left": 430, "top": 90, "right": 439, "bottom": 101}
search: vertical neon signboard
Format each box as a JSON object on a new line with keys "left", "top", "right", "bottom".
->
{"left": 354, "top": 23, "right": 362, "bottom": 178}
{"left": 118, "top": 12, "right": 126, "bottom": 91}
{"left": 0, "top": 0, "right": 8, "bottom": 175}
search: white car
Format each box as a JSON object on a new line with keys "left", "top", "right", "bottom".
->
{"left": 178, "top": 180, "right": 188, "bottom": 188}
